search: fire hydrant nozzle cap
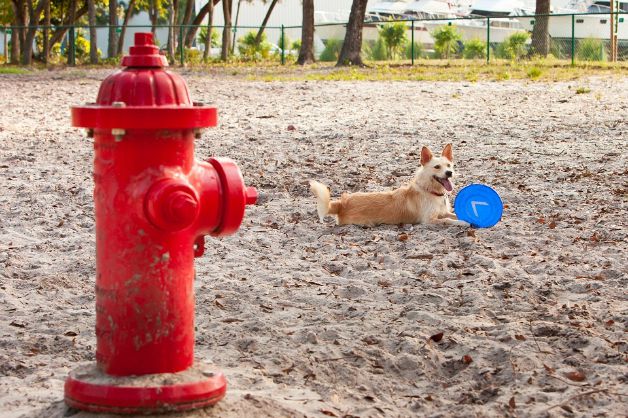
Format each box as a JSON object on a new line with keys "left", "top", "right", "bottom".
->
{"left": 121, "top": 33, "right": 168, "bottom": 68}
{"left": 145, "top": 181, "right": 200, "bottom": 232}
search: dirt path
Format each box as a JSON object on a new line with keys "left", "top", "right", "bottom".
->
{"left": 0, "top": 70, "right": 626, "bottom": 418}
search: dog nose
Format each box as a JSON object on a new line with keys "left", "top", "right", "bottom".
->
{"left": 445, "top": 171, "right": 453, "bottom": 178}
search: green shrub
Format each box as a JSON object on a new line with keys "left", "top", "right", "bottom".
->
{"left": 405, "top": 41, "right": 423, "bottom": 59}
{"left": 527, "top": 66, "right": 542, "bottom": 79}
{"left": 199, "top": 27, "right": 220, "bottom": 48}
{"left": 291, "top": 39, "right": 301, "bottom": 51}
{"left": 378, "top": 21, "right": 407, "bottom": 59}
{"left": 463, "top": 38, "right": 486, "bottom": 59}
{"left": 577, "top": 38, "right": 606, "bottom": 62}
{"left": 58, "top": 30, "right": 102, "bottom": 64}
{"left": 319, "top": 39, "right": 342, "bottom": 62}
{"left": 369, "top": 37, "right": 387, "bottom": 61}
{"left": 431, "top": 25, "right": 462, "bottom": 59}
{"left": 237, "top": 31, "right": 272, "bottom": 61}
{"left": 497, "top": 32, "right": 530, "bottom": 60}
{"left": 184, "top": 48, "right": 202, "bottom": 64}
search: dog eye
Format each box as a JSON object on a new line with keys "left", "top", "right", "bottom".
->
{"left": 447, "top": 164, "right": 451, "bottom": 168}
{"left": 433, "top": 165, "right": 441, "bottom": 169}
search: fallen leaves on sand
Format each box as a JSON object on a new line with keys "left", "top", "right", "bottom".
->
{"left": 515, "top": 334, "right": 527, "bottom": 341}
{"left": 564, "top": 371, "right": 587, "bottom": 382}
{"left": 9, "top": 321, "right": 25, "bottom": 328}
{"left": 509, "top": 396, "right": 516, "bottom": 409}
{"left": 398, "top": 233, "right": 409, "bottom": 241}
{"left": 462, "top": 355, "right": 473, "bottom": 364}
{"left": 64, "top": 331, "right": 77, "bottom": 336}
{"left": 429, "top": 332, "right": 444, "bottom": 343}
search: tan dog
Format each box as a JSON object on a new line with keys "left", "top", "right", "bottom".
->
{"left": 310, "top": 144, "right": 469, "bottom": 227}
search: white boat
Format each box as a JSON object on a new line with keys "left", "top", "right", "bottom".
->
{"left": 423, "top": 0, "right": 532, "bottom": 43}
{"left": 315, "top": 0, "right": 458, "bottom": 46}
{"left": 516, "top": 1, "right": 628, "bottom": 41}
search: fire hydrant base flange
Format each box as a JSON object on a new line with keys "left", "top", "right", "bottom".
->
{"left": 64, "top": 362, "right": 227, "bottom": 414}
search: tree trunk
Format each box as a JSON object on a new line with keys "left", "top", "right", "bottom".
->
{"left": 149, "top": 0, "right": 158, "bottom": 35}
{"left": 23, "top": 0, "right": 47, "bottom": 65}
{"left": 336, "top": 0, "right": 368, "bottom": 66}
{"left": 184, "top": 0, "right": 210, "bottom": 47}
{"left": 530, "top": 0, "right": 550, "bottom": 57}
{"left": 48, "top": 3, "right": 88, "bottom": 49}
{"left": 220, "top": 0, "right": 232, "bottom": 61}
{"left": 254, "top": 0, "right": 278, "bottom": 45}
{"left": 117, "top": 0, "right": 136, "bottom": 56}
{"left": 108, "top": 0, "right": 118, "bottom": 58}
{"left": 9, "top": 0, "right": 21, "bottom": 63}
{"left": 202, "top": 0, "right": 214, "bottom": 61}
{"left": 66, "top": 0, "right": 76, "bottom": 65}
{"left": 43, "top": 0, "right": 50, "bottom": 63}
{"left": 297, "top": 0, "right": 315, "bottom": 65}
{"left": 88, "top": 0, "right": 98, "bottom": 63}
{"left": 167, "top": 0, "right": 178, "bottom": 61}
{"left": 231, "top": 0, "right": 241, "bottom": 53}
{"left": 180, "top": 0, "right": 194, "bottom": 47}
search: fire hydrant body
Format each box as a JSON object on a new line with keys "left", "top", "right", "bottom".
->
{"left": 64, "top": 33, "right": 256, "bottom": 413}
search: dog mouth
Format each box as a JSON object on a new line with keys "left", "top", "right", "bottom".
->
{"left": 433, "top": 176, "right": 453, "bottom": 192}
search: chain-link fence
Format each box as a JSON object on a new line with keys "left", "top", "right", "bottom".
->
{"left": 1, "top": 12, "right": 626, "bottom": 66}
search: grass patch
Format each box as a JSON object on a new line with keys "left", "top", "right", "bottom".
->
{"left": 0, "top": 66, "right": 29, "bottom": 75}
{"left": 575, "top": 86, "right": 591, "bottom": 94}
{"left": 526, "top": 66, "right": 543, "bottom": 80}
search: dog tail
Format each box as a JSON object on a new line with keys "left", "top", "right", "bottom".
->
{"left": 309, "top": 180, "right": 331, "bottom": 222}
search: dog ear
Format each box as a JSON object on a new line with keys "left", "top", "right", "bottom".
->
{"left": 442, "top": 143, "right": 453, "bottom": 161}
{"left": 421, "top": 146, "right": 433, "bottom": 166}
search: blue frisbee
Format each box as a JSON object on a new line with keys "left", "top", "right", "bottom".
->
{"left": 454, "top": 184, "right": 503, "bottom": 228}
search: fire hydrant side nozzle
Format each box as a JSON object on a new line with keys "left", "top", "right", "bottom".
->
{"left": 65, "top": 32, "right": 256, "bottom": 414}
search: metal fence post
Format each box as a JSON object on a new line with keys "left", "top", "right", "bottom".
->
{"left": 486, "top": 17, "right": 490, "bottom": 64}
{"left": 411, "top": 20, "right": 415, "bottom": 65}
{"left": 69, "top": 25, "right": 76, "bottom": 66}
{"left": 571, "top": 14, "right": 575, "bottom": 66}
{"left": 179, "top": 25, "right": 185, "bottom": 66}
{"left": 281, "top": 24, "right": 285, "bottom": 65}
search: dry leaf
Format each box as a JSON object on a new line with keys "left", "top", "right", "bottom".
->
{"left": 548, "top": 221, "right": 557, "bottom": 229}
{"left": 429, "top": 332, "right": 444, "bottom": 343}
{"left": 515, "top": 334, "right": 526, "bottom": 341}
{"left": 561, "top": 405, "right": 574, "bottom": 413}
{"left": 509, "top": 396, "right": 516, "bottom": 409}
{"left": 543, "top": 364, "right": 555, "bottom": 374}
{"left": 537, "top": 217, "right": 546, "bottom": 224}
{"left": 462, "top": 355, "right": 473, "bottom": 364}
{"left": 320, "top": 409, "right": 337, "bottom": 417}
{"left": 605, "top": 319, "right": 614, "bottom": 327}
{"left": 564, "top": 371, "right": 586, "bottom": 382}
{"left": 214, "top": 300, "right": 225, "bottom": 309}
{"left": 398, "top": 233, "right": 409, "bottom": 241}
{"left": 64, "top": 331, "right": 78, "bottom": 337}
{"left": 466, "top": 229, "right": 476, "bottom": 237}
{"left": 590, "top": 233, "right": 600, "bottom": 242}
{"left": 9, "top": 321, "right": 26, "bottom": 328}
{"left": 287, "top": 125, "right": 296, "bottom": 131}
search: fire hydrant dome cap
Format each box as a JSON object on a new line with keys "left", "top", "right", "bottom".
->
{"left": 121, "top": 33, "right": 168, "bottom": 68}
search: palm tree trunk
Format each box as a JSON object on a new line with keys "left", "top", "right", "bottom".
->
{"left": 203, "top": 1, "right": 214, "bottom": 60}
{"left": 88, "top": 0, "right": 98, "bottom": 63}
{"left": 66, "top": 0, "right": 76, "bottom": 65}
{"left": 220, "top": 0, "right": 232, "bottom": 61}
{"left": 167, "top": 0, "right": 178, "bottom": 61}
{"left": 108, "top": 0, "right": 118, "bottom": 58}
{"left": 43, "top": 0, "right": 50, "bottom": 63}
{"left": 184, "top": 0, "right": 213, "bottom": 48}
{"left": 254, "top": 0, "right": 277, "bottom": 45}
{"left": 117, "top": 0, "right": 136, "bottom": 56}
{"left": 530, "top": 0, "right": 550, "bottom": 57}
{"left": 149, "top": 0, "right": 158, "bottom": 35}
{"left": 336, "top": 0, "right": 368, "bottom": 66}
{"left": 297, "top": 0, "right": 315, "bottom": 65}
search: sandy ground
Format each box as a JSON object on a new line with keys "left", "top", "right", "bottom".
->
{"left": 0, "top": 69, "right": 626, "bottom": 418}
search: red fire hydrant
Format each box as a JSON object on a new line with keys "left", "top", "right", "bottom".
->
{"left": 64, "top": 33, "right": 256, "bottom": 414}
